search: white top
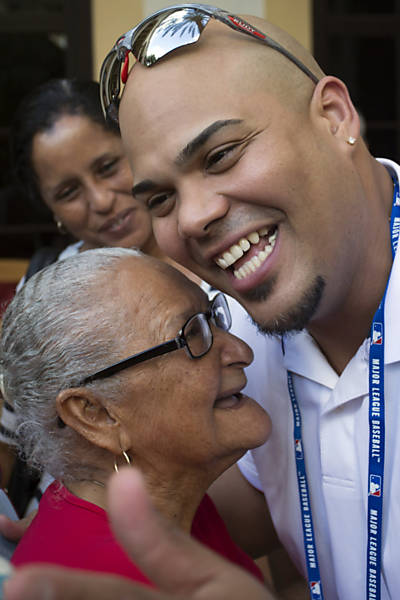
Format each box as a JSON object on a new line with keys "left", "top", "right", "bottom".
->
{"left": 57, "top": 240, "right": 84, "bottom": 259}
{"left": 236, "top": 159, "right": 400, "bottom": 599}
{"left": 15, "top": 240, "right": 83, "bottom": 293}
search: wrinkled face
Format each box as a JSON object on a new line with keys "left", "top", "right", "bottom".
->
{"left": 32, "top": 114, "right": 155, "bottom": 253}
{"left": 119, "top": 47, "right": 363, "bottom": 334}
{"left": 110, "top": 258, "right": 271, "bottom": 479}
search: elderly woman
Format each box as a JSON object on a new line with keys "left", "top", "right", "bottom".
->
{"left": 0, "top": 248, "right": 271, "bottom": 585}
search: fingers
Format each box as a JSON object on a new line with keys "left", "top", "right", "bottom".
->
{"left": 4, "top": 469, "right": 275, "bottom": 600}
{"left": 3, "top": 566, "right": 172, "bottom": 600}
{"left": 108, "top": 468, "right": 275, "bottom": 599}
{"left": 0, "top": 515, "right": 32, "bottom": 544}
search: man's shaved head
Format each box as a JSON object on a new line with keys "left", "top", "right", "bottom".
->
{"left": 124, "top": 14, "right": 324, "bottom": 117}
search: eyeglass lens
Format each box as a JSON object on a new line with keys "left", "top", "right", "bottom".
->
{"left": 212, "top": 295, "right": 231, "bottom": 331}
{"left": 184, "top": 314, "right": 212, "bottom": 357}
{"left": 134, "top": 10, "right": 210, "bottom": 67}
{"left": 183, "top": 294, "right": 231, "bottom": 358}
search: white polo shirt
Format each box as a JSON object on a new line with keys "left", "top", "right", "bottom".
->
{"left": 232, "top": 158, "right": 400, "bottom": 600}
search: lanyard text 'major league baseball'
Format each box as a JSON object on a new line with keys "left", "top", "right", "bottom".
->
{"left": 285, "top": 174, "right": 400, "bottom": 600}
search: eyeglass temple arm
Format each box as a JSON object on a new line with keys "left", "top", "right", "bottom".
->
{"left": 81, "top": 338, "right": 183, "bottom": 385}
{"left": 215, "top": 11, "right": 319, "bottom": 85}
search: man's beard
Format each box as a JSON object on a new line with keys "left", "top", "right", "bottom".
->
{"left": 244, "top": 275, "right": 326, "bottom": 336}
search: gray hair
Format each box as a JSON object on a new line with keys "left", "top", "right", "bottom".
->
{"left": 0, "top": 247, "right": 142, "bottom": 482}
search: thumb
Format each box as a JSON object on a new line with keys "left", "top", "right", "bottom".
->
{"left": 0, "top": 511, "right": 37, "bottom": 543}
{"left": 108, "top": 468, "right": 275, "bottom": 599}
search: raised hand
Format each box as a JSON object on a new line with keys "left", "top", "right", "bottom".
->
{"left": 3, "top": 468, "right": 276, "bottom": 600}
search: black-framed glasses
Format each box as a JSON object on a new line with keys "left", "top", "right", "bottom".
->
{"left": 80, "top": 293, "right": 231, "bottom": 385}
{"left": 99, "top": 3, "right": 319, "bottom": 122}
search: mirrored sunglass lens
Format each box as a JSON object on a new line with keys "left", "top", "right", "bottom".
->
{"left": 101, "top": 52, "right": 121, "bottom": 111}
{"left": 106, "top": 101, "right": 120, "bottom": 125}
{"left": 212, "top": 295, "right": 231, "bottom": 331}
{"left": 184, "top": 314, "right": 211, "bottom": 357}
{"left": 132, "top": 9, "right": 210, "bottom": 67}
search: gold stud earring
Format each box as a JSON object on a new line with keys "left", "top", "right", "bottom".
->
{"left": 114, "top": 450, "right": 131, "bottom": 473}
{"left": 346, "top": 136, "right": 356, "bottom": 145}
{"left": 55, "top": 219, "right": 67, "bottom": 234}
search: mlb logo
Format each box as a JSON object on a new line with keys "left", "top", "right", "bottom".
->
{"left": 372, "top": 322, "right": 383, "bottom": 345}
{"left": 310, "top": 580, "right": 322, "bottom": 599}
{"left": 369, "top": 475, "right": 381, "bottom": 497}
{"left": 295, "top": 439, "right": 303, "bottom": 459}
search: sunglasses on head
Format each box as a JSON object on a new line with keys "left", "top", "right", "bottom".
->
{"left": 99, "top": 3, "right": 319, "bottom": 123}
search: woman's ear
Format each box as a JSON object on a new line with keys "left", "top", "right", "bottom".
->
{"left": 56, "top": 388, "right": 121, "bottom": 453}
{"left": 311, "top": 75, "right": 360, "bottom": 142}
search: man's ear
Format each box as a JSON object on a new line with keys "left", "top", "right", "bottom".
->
{"left": 311, "top": 75, "right": 360, "bottom": 142}
{"left": 56, "top": 388, "right": 121, "bottom": 453}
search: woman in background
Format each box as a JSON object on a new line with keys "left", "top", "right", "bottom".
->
{"left": 11, "top": 78, "right": 168, "bottom": 268}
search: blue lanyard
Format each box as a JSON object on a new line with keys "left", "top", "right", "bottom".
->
{"left": 285, "top": 176, "right": 400, "bottom": 600}
{"left": 287, "top": 369, "right": 324, "bottom": 599}
{"left": 366, "top": 177, "right": 400, "bottom": 599}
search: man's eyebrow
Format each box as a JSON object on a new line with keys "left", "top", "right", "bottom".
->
{"left": 131, "top": 179, "right": 157, "bottom": 197}
{"left": 131, "top": 120, "right": 243, "bottom": 197}
{"left": 175, "top": 119, "right": 243, "bottom": 166}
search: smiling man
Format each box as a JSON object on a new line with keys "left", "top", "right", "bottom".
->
{"left": 118, "top": 16, "right": 392, "bottom": 373}
{"left": 100, "top": 5, "right": 400, "bottom": 600}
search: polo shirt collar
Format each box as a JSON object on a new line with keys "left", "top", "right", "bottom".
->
{"left": 384, "top": 232, "right": 400, "bottom": 364}
{"left": 282, "top": 330, "right": 338, "bottom": 389}
{"left": 379, "top": 158, "right": 400, "bottom": 365}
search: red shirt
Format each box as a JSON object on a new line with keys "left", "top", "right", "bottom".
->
{"left": 12, "top": 482, "right": 263, "bottom": 585}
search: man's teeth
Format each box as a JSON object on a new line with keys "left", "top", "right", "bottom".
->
{"left": 248, "top": 232, "right": 259, "bottom": 244}
{"left": 233, "top": 243, "right": 273, "bottom": 280}
{"left": 215, "top": 228, "right": 277, "bottom": 279}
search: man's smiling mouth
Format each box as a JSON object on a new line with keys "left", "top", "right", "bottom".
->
{"left": 214, "top": 226, "right": 277, "bottom": 280}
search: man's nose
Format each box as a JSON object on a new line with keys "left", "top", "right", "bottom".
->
{"left": 177, "top": 185, "right": 229, "bottom": 239}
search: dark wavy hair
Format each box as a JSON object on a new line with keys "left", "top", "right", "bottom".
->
{"left": 10, "top": 79, "right": 120, "bottom": 213}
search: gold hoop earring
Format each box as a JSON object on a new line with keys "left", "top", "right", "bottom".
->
{"left": 114, "top": 450, "right": 131, "bottom": 473}
{"left": 0, "top": 373, "right": 8, "bottom": 403}
{"left": 346, "top": 136, "right": 356, "bottom": 146}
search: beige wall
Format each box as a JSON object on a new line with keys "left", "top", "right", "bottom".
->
{"left": 91, "top": 0, "right": 312, "bottom": 80}
{"left": 143, "top": 0, "right": 265, "bottom": 17}
{"left": 266, "top": 0, "right": 312, "bottom": 50}
{"left": 91, "top": 0, "right": 143, "bottom": 81}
